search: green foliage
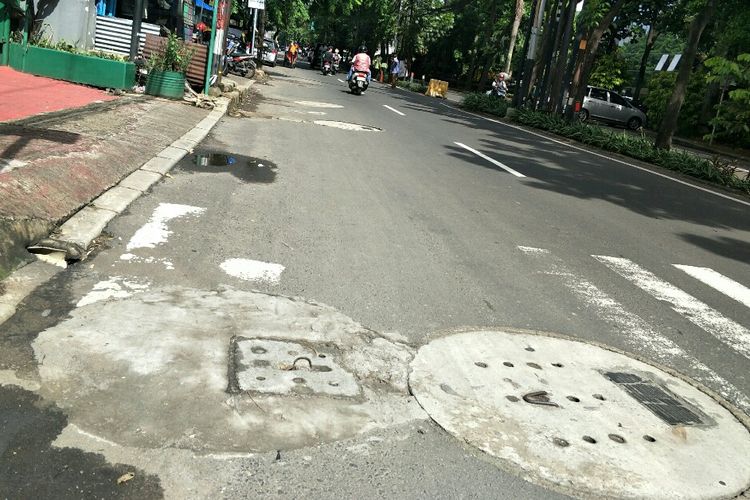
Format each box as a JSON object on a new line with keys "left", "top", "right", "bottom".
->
{"left": 147, "top": 32, "right": 194, "bottom": 73}
{"left": 461, "top": 92, "right": 509, "bottom": 117}
{"left": 511, "top": 109, "right": 750, "bottom": 193}
{"left": 642, "top": 71, "right": 704, "bottom": 135}
{"left": 704, "top": 53, "right": 750, "bottom": 147}
{"left": 589, "top": 50, "right": 628, "bottom": 89}
{"left": 396, "top": 80, "right": 428, "bottom": 94}
{"left": 28, "top": 27, "right": 127, "bottom": 61}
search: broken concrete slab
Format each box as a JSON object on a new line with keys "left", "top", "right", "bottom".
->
{"left": 118, "top": 170, "right": 163, "bottom": 193}
{"left": 33, "top": 287, "right": 423, "bottom": 453}
{"left": 56, "top": 206, "right": 117, "bottom": 248}
{"left": 92, "top": 186, "right": 142, "bottom": 213}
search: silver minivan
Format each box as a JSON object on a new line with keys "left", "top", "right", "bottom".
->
{"left": 580, "top": 86, "right": 646, "bottom": 130}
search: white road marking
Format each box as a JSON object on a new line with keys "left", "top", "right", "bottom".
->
{"left": 76, "top": 277, "right": 150, "bottom": 307}
{"left": 674, "top": 264, "right": 750, "bottom": 309}
{"left": 337, "top": 78, "right": 345, "bottom": 83}
{"left": 220, "top": 258, "right": 285, "bottom": 284}
{"left": 125, "top": 203, "right": 206, "bottom": 250}
{"left": 294, "top": 100, "right": 343, "bottom": 109}
{"left": 595, "top": 255, "right": 750, "bottom": 359}
{"left": 383, "top": 105, "right": 405, "bottom": 116}
{"left": 442, "top": 103, "right": 750, "bottom": 208}
{"left": 519, "top": 246, "right": 750, "bottom": 414}
{"left": 454, "top": 142, "right": 525, "bottom": 178}
{"left": 517, "top": 246, "right": 550, "bottom": 255}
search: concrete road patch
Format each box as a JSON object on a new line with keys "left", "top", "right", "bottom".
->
{"left": 32, "top": 287, "right": 421, "bottom": 453}
{"left": 409, "top": 328, "right": 750, "bottom": 499}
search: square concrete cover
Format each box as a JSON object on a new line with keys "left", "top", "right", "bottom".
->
{"left": 233, "top": 338, "right": 360, "bottom": 397}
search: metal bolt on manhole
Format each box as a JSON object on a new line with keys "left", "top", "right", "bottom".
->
{"left": 408, "top": 329, "right": 750, "bottom": 499}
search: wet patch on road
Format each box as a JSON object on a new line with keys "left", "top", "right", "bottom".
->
{"left": 0, "top": 385, "right": 163, "bottom": 499}
{"left": 178, "top": 152, "right": 278, "bottom": 184}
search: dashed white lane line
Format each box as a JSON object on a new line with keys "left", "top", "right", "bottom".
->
{"left": 337, "top": 78, "right": 345, "bottom": 83}
{"left": 674, "top": 264, "right": 750, "bottom": 309}
{"left": 441, "top": 103, "right": 750, "bottom": 208}
{"left": 519, "top": 246, "right": 750, "bottom": 414}
{"left": 595, "top": 255, "right": 750, "bottom": 360}
{"left": 383, "top": 105, "right": 405, "bottom": 116}
{"left": 453, "top": 142, "right": 525, "bottom": 178}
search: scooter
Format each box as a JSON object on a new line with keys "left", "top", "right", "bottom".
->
{"left": 348, "top": 70, "right": 369, "bottom": 95}
{"left": 322, "top": 60, "right": 332, "bottom": 76}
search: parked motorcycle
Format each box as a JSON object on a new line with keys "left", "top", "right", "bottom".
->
{"left": 223, "top": 53, "right": 256, "bottom": 78}
{"left": 348, "top": 71, "right": 369, "bottom": 95}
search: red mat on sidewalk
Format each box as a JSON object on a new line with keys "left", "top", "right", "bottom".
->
{"left": 0, "top": 67, "right": 116, "bottom": 122}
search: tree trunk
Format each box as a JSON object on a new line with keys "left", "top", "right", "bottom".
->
{"left": 564, "top": 0, "right": 627, "bottom": 120}
{"left": 547, "top": 0, "right": 576, "bottom": 113}
{"left": 505, "top": 0, "right": 525, "bottom": 74}
{"left": 633, "top": 25, "right": 658, "bottom": 105}
{"left": 656, "top": 0, "right": 717, "bottom": 150}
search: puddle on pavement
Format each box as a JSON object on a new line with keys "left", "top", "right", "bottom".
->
{"left": 181, "top": 152, "right": 278, "bottom": 183}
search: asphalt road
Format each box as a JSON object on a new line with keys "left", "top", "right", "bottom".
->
{"left": 1, "top": 62, "right": 749, "bottom": 498}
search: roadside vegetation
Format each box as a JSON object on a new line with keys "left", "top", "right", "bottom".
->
{"left": 396, "top": 80, "right": 428, "bottom": 94}
{"left": 511, "top": 109, "right": 750, "bottom": 192}
{"left": 460, "top": 93, "right": 509, "bottom": 118}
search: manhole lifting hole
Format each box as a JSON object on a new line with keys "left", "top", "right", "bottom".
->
{"left": 408, "top": 329, "right": 750, "bottom": 499}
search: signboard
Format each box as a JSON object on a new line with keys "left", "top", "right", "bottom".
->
{"left": 247, "top": 0, "right": 265, "bottom": 8}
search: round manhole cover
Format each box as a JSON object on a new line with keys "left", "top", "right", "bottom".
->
{"left": 409, "top": 329, "right": 750, "bottom": 499}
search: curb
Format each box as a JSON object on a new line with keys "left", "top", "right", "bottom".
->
{"left": 0, "top": 80, "right": 254, "bottom": 327}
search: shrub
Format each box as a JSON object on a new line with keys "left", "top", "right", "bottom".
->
{"left": 147, "top": 32, "right": 194, "bottom": 73}
{"left": 511, "top": 109, "right": 750, "bottom": 193}
{"left": 461, "top": 92, "right": 508, "bottom": 117}
{"left": 396, "top": 80, "right": 428, "bottom": 94}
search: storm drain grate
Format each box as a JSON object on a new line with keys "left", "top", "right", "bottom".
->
{"left": 604, "top": 371, "right": 704, "bottom": 426}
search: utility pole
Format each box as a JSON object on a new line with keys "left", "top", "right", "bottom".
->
{"left": 250, "top": 8, "right": 258, "bottom": 55}
{"left": 129, "top": 0, "right": 144, "bottom": 61}
{"left": 515, "top": 0, "right": 546, "bottom": 107}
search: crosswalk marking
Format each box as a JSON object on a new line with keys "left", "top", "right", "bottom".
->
{"left": 674, "top": 264, "right": 750, "bottom": 309}
{"left": 519, "top": 246, "right": 750, "bottom": 414}
{"left": 594, "top": 255, "right": 750, "bottom": 360}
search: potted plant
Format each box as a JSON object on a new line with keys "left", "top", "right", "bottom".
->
{"left": 145, "top": 32, "right": 193, "bottom": 99}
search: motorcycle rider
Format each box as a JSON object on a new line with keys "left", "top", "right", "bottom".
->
{"left": 347, "top": 45, "right": 371, "bottom": 84}
{"left": 322, "top": 46, "right": 335, "bottom": 74}
{"left": 491, "top": 72, "right": 508, "bottom": 97}
{"left": 333, "top": 48, "right": 342, "bottom": 72}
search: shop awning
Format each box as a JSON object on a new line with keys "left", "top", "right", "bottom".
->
{"left": 195, "top": 0, "right": 213, "bottom": 11}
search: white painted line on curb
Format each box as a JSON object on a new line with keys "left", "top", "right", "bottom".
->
{"left": 383, "top": 105, "right": 405, "bottom": 116}
{"left": 594, "top": 255, "right": 750, "bottom": 360}
{"left": 674, "top": 265, "right": 750, "bottom": 309}
{"left": 441, "top": 103, "right": 750, "bottom": 208}
{"left": 454, "top": 142, "right": 525, "bottom": 178}
{"left": 520, "top": 246, "right": 750, "bottom": 414}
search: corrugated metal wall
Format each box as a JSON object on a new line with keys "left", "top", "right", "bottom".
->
{"left": 94, "top": 16, "right": 160, "bottom": 55}
{"left": 143, "top": 34, "right": 208, "bottom": 89}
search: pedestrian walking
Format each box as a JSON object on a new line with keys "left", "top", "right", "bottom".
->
{"left": 390, "top": 54, "right": 400, "bottom": 88}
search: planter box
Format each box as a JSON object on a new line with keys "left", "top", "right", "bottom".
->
{"left": 145, "top": 70, "right": 185, "bottom": 99}
{"left": 7, "top": 42, "right": 135, "bottom": 89}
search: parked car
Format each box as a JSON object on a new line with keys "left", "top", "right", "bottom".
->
{"left": 580, "top": 86, "right": 646, "bottom": 130}
{"left": 259, "top": 38, "right": 277, "bottom": 67}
